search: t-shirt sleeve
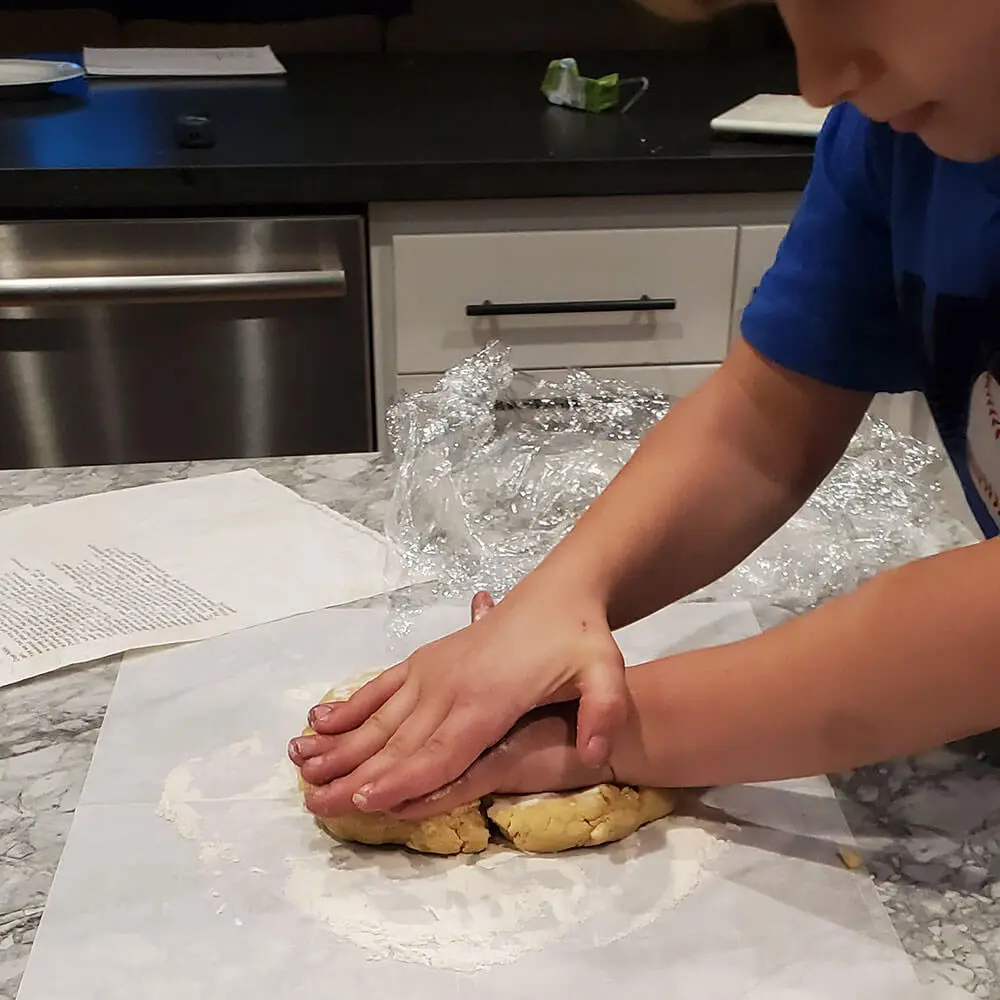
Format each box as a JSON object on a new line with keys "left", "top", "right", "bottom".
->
{"left": 740, "top": 103, "right": 919, "bottom": 393}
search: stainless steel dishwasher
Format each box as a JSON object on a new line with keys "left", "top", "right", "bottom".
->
{"left": 0, "top": 216, "right": 372, "bottom": 469}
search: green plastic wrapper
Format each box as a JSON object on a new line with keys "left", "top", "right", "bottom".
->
{"left": 541, "top": 57, "right": 619, "bottom": 113}
{"left": 541, "top": 57, "right": 649, "bottom": 114}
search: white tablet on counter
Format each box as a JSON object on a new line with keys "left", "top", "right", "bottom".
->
{"left": 710, "top": 93, "right": 831, "bottom": 138}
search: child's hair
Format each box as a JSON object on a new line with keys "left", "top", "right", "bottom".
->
{"left": 637, "top": 0, "right": 746, "bottom": 20}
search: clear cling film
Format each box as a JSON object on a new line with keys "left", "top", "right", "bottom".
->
{"left": 384, "top": 342, "right": 975, "bottom": 619}
{"left": 695, "top": 415, "right": 976, "bottom": 612}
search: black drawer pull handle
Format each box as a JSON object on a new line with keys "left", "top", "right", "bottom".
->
{"left": 466, "top": 295, "right": 676, "bottom": 318}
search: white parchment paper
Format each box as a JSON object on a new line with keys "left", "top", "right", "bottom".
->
{"left": 16, "top": 603, "right": 922, "bottom": 999}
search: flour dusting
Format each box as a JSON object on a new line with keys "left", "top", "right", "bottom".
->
{"left": 155, "top": 703, "right": 729, "bottom": 975}
{"left": 283, "top": 818, "right": 725, "bottom": 972}
{"left": 156, "top": 730, "right": 302, "bottom": 871}
{"left": 227, "top": 736, "right": 265, "bottom": 758}
{"left": 155, "top": 762, "right": 203, "bottom": 840}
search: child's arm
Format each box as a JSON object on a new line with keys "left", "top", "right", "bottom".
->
{"left": 295, "top": 339, "right": 870, "bottom": 818}
{"left": 610, "top": 541, "right": 1000, "bottom": 787}
{"left": 585, "top": 337, "right": 871, "bottom": 632}
{"left": 377, "top": 545, "right": 1000, "bottom": 822}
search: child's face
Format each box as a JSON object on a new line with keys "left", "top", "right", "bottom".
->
{"left": 778, "top": 0, "right": 1000, "bottom": 161}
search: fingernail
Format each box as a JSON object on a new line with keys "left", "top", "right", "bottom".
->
{"left": 587, "top": 736, "right": 610, "bottom": 764}
{"left": 352, "top": 783, "right": 374, "bottom": 810}
{"left": 287, "top": 739, "right": 304, "bottom": 763}
{"left": 309, "top": 704, "right": 335, "bottom": 725}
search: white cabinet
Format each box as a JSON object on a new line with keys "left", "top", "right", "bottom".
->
{"left": 370, "top": 194, "right": 801, "bottom": 447}
{"left": 868, "top": 392, "right": 928, "bottom": 439}
{"left": 870, "top": 393, "right": 976, "bottom": 533}
{"left": 393, "top": 226, "right": 737, "bottom": 374}
{"left": 374, "top": 196, "right": 938, "bottom": 449}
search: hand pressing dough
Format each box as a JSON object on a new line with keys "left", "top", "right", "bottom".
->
{"left": 488, "top": 785, "right": 677, "bottom": 853}
{"left": 298, "top": 683, "right": 491, "bottom": 855}
{"left": 298, "top": 674, "right": 676, "bottom": 856}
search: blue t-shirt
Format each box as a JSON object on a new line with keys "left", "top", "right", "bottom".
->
{"left": 742, "top": 102, "right": 1000, "bottom": 539}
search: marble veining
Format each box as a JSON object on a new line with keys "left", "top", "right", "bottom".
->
{"left": 1, "top": 455, "right": 999, "bottom": 999}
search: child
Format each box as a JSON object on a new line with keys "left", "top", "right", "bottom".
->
{"left": 291, "top": 0, "right": 1000, "bottom": 820}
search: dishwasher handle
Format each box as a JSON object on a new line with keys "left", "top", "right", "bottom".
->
{"left": 0, "top": 268, "right": 346, "bottom": 306}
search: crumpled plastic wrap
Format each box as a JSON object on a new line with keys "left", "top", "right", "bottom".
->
{"left": 385, "top": 341, "right": 668, "bottom": 601}
{"left": 695, "top": 417, "right": 975, "bottom": 612}
{"left": 385, "top": 341, "right": 975, "bottom": 616}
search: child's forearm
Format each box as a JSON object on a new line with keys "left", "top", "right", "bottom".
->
{"left": 523, "top": 340, "right": 870, "bottom": 631}
{"left": 609, "top": 540, "right": 1000, "bottom": 787}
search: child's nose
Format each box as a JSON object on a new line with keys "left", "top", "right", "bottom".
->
{"left": 796, "top": 43, "right": 868, "bottom": 109}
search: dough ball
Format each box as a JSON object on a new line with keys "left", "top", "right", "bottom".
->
{"left": 316, "top": 802, "right": 490, "bottom": 855}
{"left": 487, "top": 784, "right": 677, "bottom": 853}
{"left": 298, "top": 683, "right": 490, "bottom": 856}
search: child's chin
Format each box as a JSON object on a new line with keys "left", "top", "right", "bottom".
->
{"left": 918, "top": 119, "right": 1000, "bottom": 163}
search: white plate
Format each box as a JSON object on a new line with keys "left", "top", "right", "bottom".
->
{"left": 710, "top": 93, "right": 831, "bottom": 138}
{"left": 0, "top": 58, "right": 84, "bottom": 95}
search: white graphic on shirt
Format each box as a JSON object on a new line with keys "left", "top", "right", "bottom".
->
{"left": 966, "top": 369, "right": 1000, "bottom": 528}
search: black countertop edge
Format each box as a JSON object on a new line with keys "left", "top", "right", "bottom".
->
{"left": 0, "top": 157, "right": 812, "bottom": 215}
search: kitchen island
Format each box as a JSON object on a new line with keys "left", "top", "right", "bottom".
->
{"left": 1, "top": 456, "right": 999, "bottom": 999}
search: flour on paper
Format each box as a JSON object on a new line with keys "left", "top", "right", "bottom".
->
{"left": 156, "top": 761, "right": 238, "bottom": 865}
{"left": 156, "top": 731, "right": 302, "bottom": 870}
{"left": 284, "top": 819, "right": 725, "bottom": 972}
{"left": 156, "top": 762, "right": 205, "bottom": 841}
{"left": 155, "top": 710, "right": 729, "bottom": 974}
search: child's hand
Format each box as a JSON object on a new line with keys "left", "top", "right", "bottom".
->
{"left": 291, "top": 585, "right": 627, "bottom": 818}
{"left": 376, "top": 704, "right": 614, "bottom": 821}
{"left": 397, "top": 594, "right": 612, "bottom": 817}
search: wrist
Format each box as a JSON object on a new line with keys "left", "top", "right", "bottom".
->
{"left": 606, "top": 660, "right": 684, "bottom": 787}
{"left": 511, "top": 554, "right": 614, "bottom": 619}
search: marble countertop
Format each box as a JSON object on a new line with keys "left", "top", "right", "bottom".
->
{"left": 1, "top": 455, "right": 999, "bottom": 999}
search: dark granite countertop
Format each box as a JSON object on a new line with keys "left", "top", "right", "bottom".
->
{"left": 0, "top": 52, "right": 811, "bottom": 213}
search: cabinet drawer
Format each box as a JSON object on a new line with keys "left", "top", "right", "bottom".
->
{"left": 396, "top": 363, "right": 718, "bottom": 398}
{"left": 393, "top": 227, "right": 738, "bottom": 375}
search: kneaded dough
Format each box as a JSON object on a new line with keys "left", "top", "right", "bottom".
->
{"left": 298, "top": 675, "right": 676, "bottom": 856}
{"left": 298, "top": 684, "right": 491, "bottom": 855}
{"left": 488, "top": 785, "right": 677, "bottom": 854}
{"left": 314, "top": 800, "right": 490, "bottom": 855}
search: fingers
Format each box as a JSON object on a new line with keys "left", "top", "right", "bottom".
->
{"left": 288, "top": 733, "right": 334, "bottom": 766}
{"left": 389, "top": 744, "right": 511, "bottom": 820}
{"left": 471, "top": 591, "right": 495, "bottom": 623}
{"left": 350, "top": 705, "right": 516, "bottom": 814}
{"left": 294, "top": 681, "right": 418, "bottom": 788}
{"left": 303, "top": 777, "right": 358, "bottom": 818}
{"left": 394, "top": 708, "right": 609, "bottom": 819}
{"left": 575, "top": 656, "right": 630, "bottom": 768}
{"left": 307, "top": 663, "right": 407, "bottom": 735}
{"left": 302, "top": 697, "right": 450, "bottom": 815}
